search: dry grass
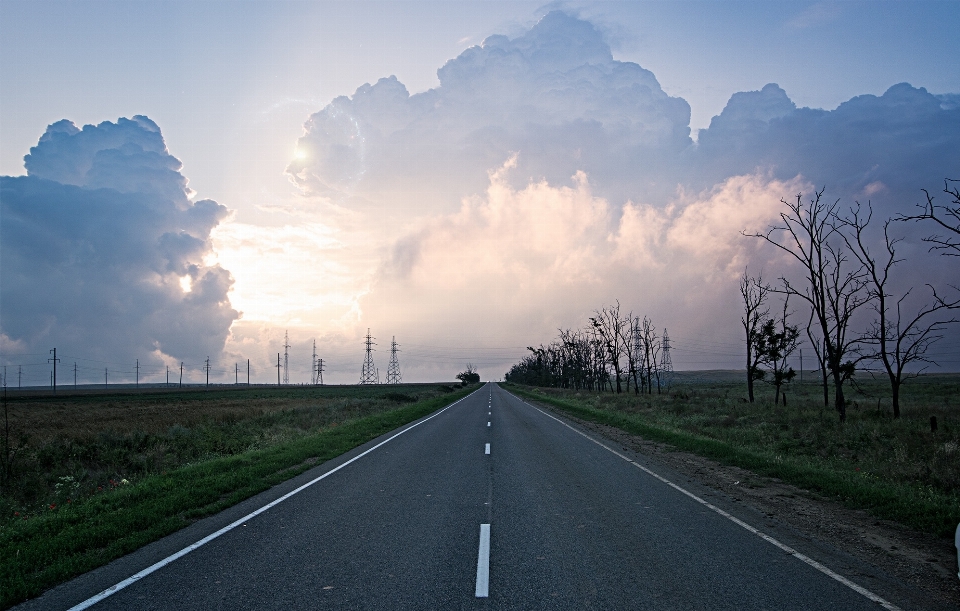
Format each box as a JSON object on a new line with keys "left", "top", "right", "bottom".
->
{"left": 0, "top": 384, "right": 456, "bottom": 515}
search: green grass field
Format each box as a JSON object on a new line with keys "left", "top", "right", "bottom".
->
{"left": 503, "top": 372, "right": 960, "bottom": 538}
{"left": 0, "top": 383, "right": 475, "bottom": 609}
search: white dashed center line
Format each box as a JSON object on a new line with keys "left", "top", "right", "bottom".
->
{"left": 475, "top": 524, "right": 491, "bottom": 597}
{"left": 485, "top": 443, "right": 490, "bottom": 455}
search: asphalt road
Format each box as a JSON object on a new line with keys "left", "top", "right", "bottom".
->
{"left": 21, "top": 382, "right": 913, "bottom": 609}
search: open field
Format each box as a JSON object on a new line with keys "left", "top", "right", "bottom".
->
{"left": 503, "top": 372, "right": 960, "bottom": 538}
{"left": 1, "top": 383, "right": 463, "bottom": 512}
{"left": 0, "top": 383, "right": 474, "bottom": 608}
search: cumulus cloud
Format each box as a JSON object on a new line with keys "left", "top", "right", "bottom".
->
{"left": 287, "top": 10, "right": 692, "bottom": 214}
{"left": 1, "top": 116, "right": 237, "bottom": 373}
{"left": 692, "top": 82, "right": 960, "bottom": 215}
{"left": 281, "top": 10, "right": 959, "bottom": 376}
{"left": 290, "top": 11, "right": 958, "bottom": 221}
{"left": 359, "top": 164, "right": 808, "bottom": 367}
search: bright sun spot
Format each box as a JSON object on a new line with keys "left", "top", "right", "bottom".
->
{"left": 179, "top": 275, "right": 193, "bottom": 293}
{"left": 293, "top": 148, "right": 307, "bottom": 159}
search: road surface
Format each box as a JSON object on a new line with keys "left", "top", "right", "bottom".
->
{"left": 20, "top": 382, "right": 924, "bottom": 609}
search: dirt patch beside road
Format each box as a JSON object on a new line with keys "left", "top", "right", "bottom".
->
{"left": 554, "top": 409, "right": 960, "bottom": 609}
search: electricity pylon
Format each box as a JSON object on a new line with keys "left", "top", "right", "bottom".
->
{"left": 283, "top": 330, "right": 290, "bottom": 385}
{"left": 661, "top": 328, "right": 674, "bottom": 389}
{"left": 359, "top": 329, "right": 379, "bottom": 384}
{"left": 385, "top": 336, "right": 402, "bottom": 384}
{"left": 311, "top": 339, "right": 317, "bottom": 385}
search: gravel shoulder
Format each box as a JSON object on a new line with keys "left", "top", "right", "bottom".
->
{"left": 547, "top": 407, "right": 960, "bottom": 609}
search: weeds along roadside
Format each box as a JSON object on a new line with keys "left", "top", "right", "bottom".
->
{"left": 0, "top": 384, "right": 476, "bottom": 609}
{"left": 501, "top": 377, "right": 960, "bottom": 539}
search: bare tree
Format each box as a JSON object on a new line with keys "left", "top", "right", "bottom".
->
{"left": 748, "top": 189, "right": 870, "bottom": 422}
{"left": 620, "top": 315, "right": 641, "bottom": 395}
{"left": 740, "top": 271, "right": 769, "bottom": 403}
{"left": 590, "top": 302, "right": 627, "bottom": 393}
{"left": 805, "top": 310, "right": 829, "bottom": 408}
{"left": 900, "top": 179, "right": 960, "bottom": 258}
{"left": 839, "top": 204, "right": 960, "bottom": 418}
{"left": 641, "top": 317, "right": 661, "bottom": 394}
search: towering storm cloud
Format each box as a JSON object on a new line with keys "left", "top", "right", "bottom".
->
{"left": 287, "top": 11, "right": 693, "bottom": 212}
{"left": 1, "top": 116, "right": 238, "bottom": 370}
{"left": 289, "top": 10, "right": 958, "bottom": 220}
{"left": 278, "top": 10, "right": 959, "bottom": 375}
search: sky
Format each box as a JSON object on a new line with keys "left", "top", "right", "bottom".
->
{"left": 1, "top": 0, "right": 958, "bottom": 385}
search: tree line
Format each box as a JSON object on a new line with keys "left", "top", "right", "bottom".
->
{"left": 742, "top": 179, "right": 960, "bottom": 422}
{"left": 505, "top": 301, "right": 672, "bottom": 394}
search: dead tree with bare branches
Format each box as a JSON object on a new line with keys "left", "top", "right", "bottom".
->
{"left": 900, "top": 179, "right": 960, "bottom": 259}
{"left": 740, "top": 271, "right": 770, "bottom": 403}
{"left": 839, "top": 204, "right": 960, "bottom": 418}
{"left": 590, "top": 302, "right": 627, "bottom": 393}
{"left": 748, "top": 189, "right": 870, "bottom": 422}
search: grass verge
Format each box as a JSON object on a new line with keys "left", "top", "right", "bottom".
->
{"left": 502, "top": 382, "right": 960, "bottom": 539}
{"left": 0, "top": 385, "right": 475, "bottom": 609}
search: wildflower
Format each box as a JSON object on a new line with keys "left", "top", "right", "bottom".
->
{"left": 14, "top": 512, "right": 19, "bottom": 516}
{"left": 49, "top": 504, "right": 56, "bottom": 510}
{"left": 120, "top": 479, "right": 130, "bottom": 485}
{"left": 97, "top": 486, "right": 103, "bottom": 491}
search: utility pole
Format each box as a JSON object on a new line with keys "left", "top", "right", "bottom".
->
{"left": 105, "top": 368, "right": 108, "bottom": 389}
{"left": 247, "top": 359, "right": 250, "bottom": 385}
{"left": 180, "top": 362, "right": 183, "bottom": 388}
{"left": 48, "top": 348, "right": 60, "bottom": 395}
{"left": 359, "top": 329, "right": 378, "bottom": 384}
{"left": 235, "top": 363, "right": 238, "bottom": 385}
{"left": 166, "top": 365, "right": 169, "bottom": 387}
{"left": 283, "top": 331, "right": 290, "bottom": 385}
{"left": 386, "top": 336, "right": 402, "bottom": 384}
{"left": 18, "top": 366, "right": 21, "bottom": 389}
{"left": 135, "top": 359, "right": 139, "bottom": 389}
{"left": 277, "top": 353, "right": 281, "bottom": 386}
{"left": 74, "top": 362, "right": 77, "bottom": 387}
{"left": 204, "top": 357, "right": 210, "bottom": 387}
{"left": 311, "top": 339, "right": 317, "bottom": 385}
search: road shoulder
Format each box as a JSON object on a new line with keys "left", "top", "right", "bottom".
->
{"left": 530, "top": 400, "right": 960, "bottom": 610}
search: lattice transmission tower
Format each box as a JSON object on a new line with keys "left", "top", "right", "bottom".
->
{"left": 311, "top": 339, "right": 318, "bottom": 385}
{"left": 385, "top": 336, "right": 402, "bottom": 384}
{"left": 283, "top": 330, "right": 291, "bottom": 385}
{"left": 660, "top": 328, "right": 674, "bottom": 389}
{"left": 359, "top": 329, "right": 379, "bottom": 384}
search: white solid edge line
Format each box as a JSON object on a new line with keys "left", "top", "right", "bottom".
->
{"left": 475, "top": 523, "right": 491, "bottom": 597}
{"left": 512, "top": 393, "right": 903, "bottom": 611}
{"left": 485, "top": 443, "right": 491, "bottom": 455}
{"left": 66, "top": 389, "right": 482, "bottom": 611}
